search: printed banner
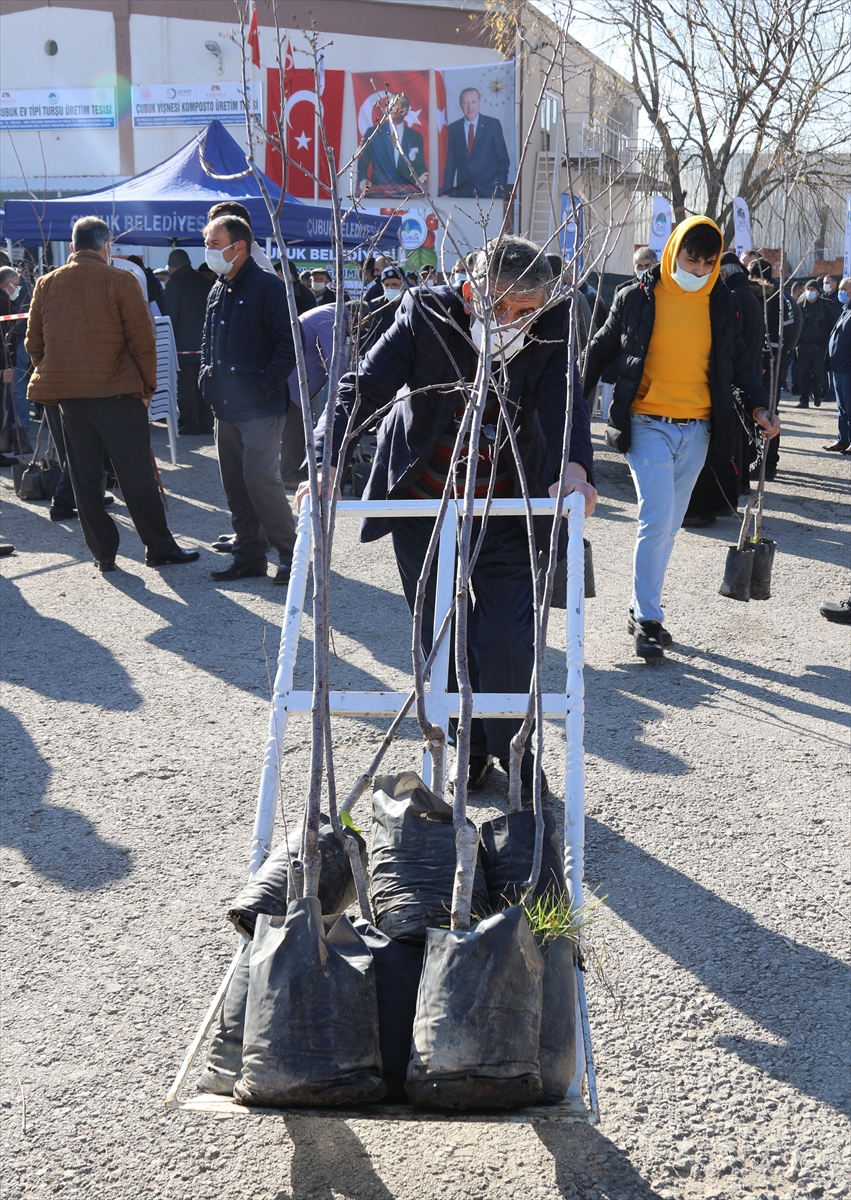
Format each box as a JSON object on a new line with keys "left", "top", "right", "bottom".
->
{"left": 733, "top": 197, "right": 752, "bottom": 259}
{"left": 560, "top": 193, "right": 584, "bottom": 274}
{"left": 131, "top": 83, "right": 260, "bottom": 128}
{"left": 436, "top": 61, "right": 514, "bottom": 200}
{"left": 352, "top": 71, "right": 430, "bottom": 198}
{"left": 648, "top": 196, "right": 673, "bottom": 253}
{"left": 265, "top": 55, "right": 344, "bottom": 199}
{"left": 0, "top": 87, "right": 115, "bottom": 130}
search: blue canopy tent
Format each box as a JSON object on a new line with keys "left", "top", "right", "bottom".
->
{"left": 3, "top": 120, "right": 399, "bottom": 248}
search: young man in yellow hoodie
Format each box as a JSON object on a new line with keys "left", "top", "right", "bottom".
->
{"left": 584, "top": 216, "right": 780, "bottom": 658}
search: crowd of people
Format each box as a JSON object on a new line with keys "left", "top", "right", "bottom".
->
{"left": 1, "top": 213, "right": 849, "bottom": 698}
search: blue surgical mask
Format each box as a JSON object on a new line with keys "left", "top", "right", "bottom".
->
{"left": 382, "top": 286, "right": 401, "bottom": 299}
{"left": 806, "top": 290, "right": 818, "bottom": 301}
{"left": 673, "top": 265, "right": 712, "bottom": 292}
{"left": 9, "top": 284, "right": 21, "bottom": 301}
{"left": 839, "top": 290, "right": 849, "bottom": 305}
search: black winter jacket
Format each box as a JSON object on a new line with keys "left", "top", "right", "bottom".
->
{"left": 796, "top": 295, "right": 835, "bottom": 350}
{"left": 583, "top": 265, "right": 770, "bottom": 457}
{"left": 200, "top": 255, "right": 296, "bottom": 421}
{"left": 725, "top": 271, "right": 765, "bottom": 370}
{"left": 161, "top": 266, "right": 212, "bottom": 352}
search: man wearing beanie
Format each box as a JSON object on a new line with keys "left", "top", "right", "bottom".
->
{"left": 584, "top": 217, "right": 780, "bottom": 659}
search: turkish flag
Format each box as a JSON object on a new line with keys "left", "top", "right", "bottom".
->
{"left": 265, "top": 47, "right": 344, "bottom": 199}
{"left": 352, "top": 70, "right": 430, "bottom": 194}
{"left": 247, "top": 7, "right": 260, "bottom": 68}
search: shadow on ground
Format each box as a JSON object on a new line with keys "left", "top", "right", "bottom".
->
{"left": 587, "top": 816, "right": 851, "bottom": 1116}
{"left": 0, "top": 706, "right": 133, "bottom": 889}
{"left": 272, "top": 1115, "right": 663, "bottom": 1199}
{"left": 0, "top": 575, "right": 142, "bottom": 710}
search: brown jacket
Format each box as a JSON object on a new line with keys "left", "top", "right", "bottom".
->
{"left": 26, "top": 250, "right": 157, "bottom": 403}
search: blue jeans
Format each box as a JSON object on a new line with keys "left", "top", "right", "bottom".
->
{"left": 625, "top": 415, "right": 711, "bottom": 624}
{"left": 833, "top": 371, "right": 851, "bottom": 445}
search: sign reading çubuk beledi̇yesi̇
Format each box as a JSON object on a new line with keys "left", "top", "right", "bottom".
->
{"left": 131, "top": 83, "right": 261, "bottom": 127}
{"left": 0, "top": 87, "right": 116, "bottom": 130}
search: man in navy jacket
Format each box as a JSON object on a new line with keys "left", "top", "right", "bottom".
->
{"left": 441, "top": 87, "right": 511, "bottom": 198}
{"left": 301, "top": 235, "right": 595, "bottom": 798}
{"left": 200, "top": 215, "right": 297, "bottom": 584}
{"left": 824, "top": 275, "right": 851, "bottom": 452}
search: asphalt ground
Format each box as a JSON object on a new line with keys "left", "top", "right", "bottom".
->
{"left": 1, "top": 401, "right": 849, "bottom": 1200}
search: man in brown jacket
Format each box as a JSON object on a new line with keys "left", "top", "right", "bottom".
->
{"left": 26, "top": 216, "right": 198, "bottom": 571}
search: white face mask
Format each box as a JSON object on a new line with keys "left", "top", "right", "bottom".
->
{"left": 471, "top": 314, "right": 527, "bottom": 362}
{"left": 312, "top": 280, "right": 328, "bottom": 293}
{"left": 205, "top": 243, "right": 237, "bottom": 276}
{"left": 8, "top": 284, "right": 21, "bottom": 301}
{"left": 806, "top": 290, "right": 818, "bottom": 301}
{"left": 673, "top": 265, "right": 712, "bottom": 292}
{"left": 382, "top": 286, "right": 401, "bottom": 299}
{"left": 823, "top": 283, "right": 834, "bottom": 293}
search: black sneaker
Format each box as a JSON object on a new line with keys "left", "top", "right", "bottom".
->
{"left": 627, "top": 608, "right": 672, "bottom": 647}
{"left": 632, "top": 621, "right": 666, "bottom": 659}
{"left": 819, "top": 597, "right": 851, "bottom": 625}
{"left": 273, "top": 562, "right": 291, "bottom": 586}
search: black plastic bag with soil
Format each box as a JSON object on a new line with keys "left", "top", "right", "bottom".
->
{"left": 369, "top": 772, "right": 491, "bottom": 943}
{"left": 719, "top": 544, "right": 754, "bottom": 601}
{"left": 227, "top": 813, "right": 367, "bottom": 938}
{"left": 406, "top": 904, "right": 544, "bottom": 1110}
{"left": 197, "top": 940, "right": 251, "bottom": 1096}
{"left": 536, "top": 936, "right": 577, "bottom": 1104}
{"left": 749, "top": 539, "right": 776, "bottom": 600}
{"left": 234, "top": 897, "right": 386, "bottom": 1107}
{"left": 480, "top": 809, "right": 566, "bottom": 908}
{"left": 351, "top": 919, "right": 425, "bottom": 1100}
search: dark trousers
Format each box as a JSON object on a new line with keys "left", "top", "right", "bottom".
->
{"left": 216, "top": 413, "right": 296, "bottom": 565}
{"left": 43, "top": 404, "right": 80, "bottom": 510}
{"left": 797, "top": 344, "right": 827, "bottom": 405}
{"left": 176, "top": 360, "right": 214, "bottom": 433}
{"left": 391, "top": 514, "right": 535, "bottom": 761}
{"left": 60, "top": 395, "right": 176, "bottom": 562}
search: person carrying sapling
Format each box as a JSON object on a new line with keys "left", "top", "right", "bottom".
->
{"left": 299, "top": 235, "right": 596, "bottom": 801}
{"left": 583, "top": 216, "right": 780, "bottom": 660}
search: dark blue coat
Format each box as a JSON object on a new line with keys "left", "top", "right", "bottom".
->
{"left": 199, "top": 255, "right": 296, "bottom": 421}
{"left": 828, "top": 303, "right": 851, "bottom": 375}
{"left": 441, "top": 114, "right": 511, "bottom": 198}
{"left": 314, "top": 285, "right": 594, "bottom": 544}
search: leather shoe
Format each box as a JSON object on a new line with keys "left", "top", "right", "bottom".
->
{"left": 94, "top": 558, "right": 116, "bottom": 572}
{"left": 103, "top": 493, "right": 116, "bottom": 507}
{"left": 210, "top": 558, "right": 268, "bottom": 581}
{"left": 795, "top": 400, "right": 809, "bottom": 408}
{"left": 448, "top": 753, "right": 493, "bottom": 793}
{"left": 0, "top": 453, "right": 19, "bottom": 467}
{"left": 273, "top": 562, "right": 292, "bottom": 586}
{"left": 211, "top": 534, "right": 236, "bottom": 553}
{"left": 824, "top": 441, "right": 850, "bottom": 452}
{"left": 49, "top": 505, "right": 78, "bottom": 521}
{"left": 145, "top": 547, "right": 200, "bottom": 567}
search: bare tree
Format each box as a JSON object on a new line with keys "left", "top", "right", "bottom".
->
{"left": 560, "top": 0, "right": 850, "bottom": 239}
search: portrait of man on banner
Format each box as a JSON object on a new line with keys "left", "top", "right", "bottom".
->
{"left": 437, "top": 62, "right": 514, "bottom": 199}
{"left": 353, "top": 72, "right": 429, "bottom": 198}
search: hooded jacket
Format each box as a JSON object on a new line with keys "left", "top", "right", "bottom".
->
{"left": 583, "top": 216, "right": 770, "bottom": 456}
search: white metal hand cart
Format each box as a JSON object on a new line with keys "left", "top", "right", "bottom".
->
{"left": 166, "top": 494, "right": 598, "bottom": 1123}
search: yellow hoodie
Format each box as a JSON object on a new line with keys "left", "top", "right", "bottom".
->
{"left": 631, "top": 215, "right": 722, "bottom": 420}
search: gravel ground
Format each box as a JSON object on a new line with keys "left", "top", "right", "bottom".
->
{"left": 1, "top": 403, "right": 849, "bottom": 1200}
